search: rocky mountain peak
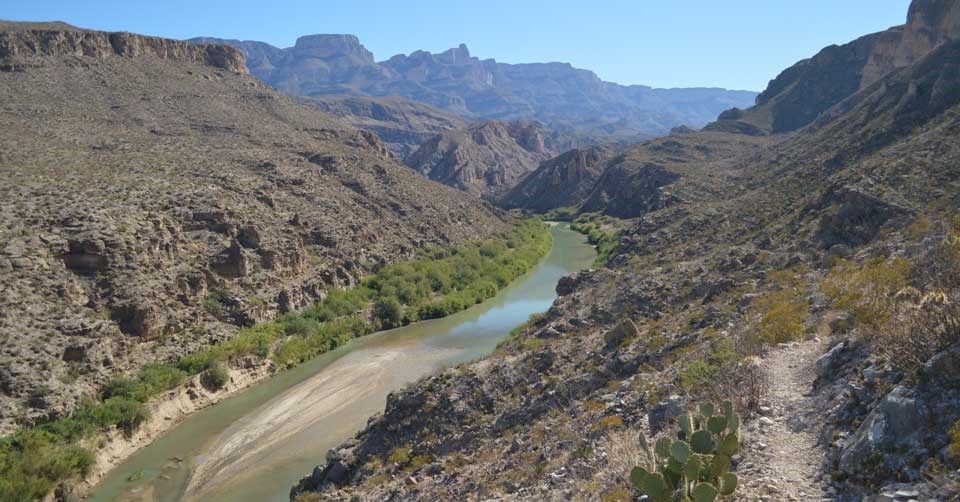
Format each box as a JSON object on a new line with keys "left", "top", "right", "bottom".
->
{"left": 707, "top": 0, "right": 960, "bottom": 136}
{"left": 436, "top": 43, "right": 471, "bottom": 63}
{"left": 195, "top": 34, "right": 756, "bottom": 140}
{"left": 291, "top": 34, "right": 374, "bottom": 62}
{"left": 908, "top": 0, "right": 960, "bottom": 40}
{"left": 860, "top": 0, "right": 960, "bottom": 88}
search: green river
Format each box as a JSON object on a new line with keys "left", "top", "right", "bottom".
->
{"left": 87, "top": 223, "right": 595, "bottom": 502}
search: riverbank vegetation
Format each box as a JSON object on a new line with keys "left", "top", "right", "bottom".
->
{"left": 0, "top": 219, "right": 552, "bottom": 501}
{"left": 570, "top": 212, "right": 620, "bottom": 266}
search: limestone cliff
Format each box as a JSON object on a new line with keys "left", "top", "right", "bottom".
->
{"left": 0, "top": 21, "right": 247, "bottom": 74}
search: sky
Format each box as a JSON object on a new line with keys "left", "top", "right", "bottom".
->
{"left": 2, "top": 0, "right": 910, "bottom": 91}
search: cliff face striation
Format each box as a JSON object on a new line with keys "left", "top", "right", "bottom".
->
{"left": 1, "top": 21, "right": 248, "bottom": 74}
{"left": 0, "top": 21, "right": 507, "bottom": 433}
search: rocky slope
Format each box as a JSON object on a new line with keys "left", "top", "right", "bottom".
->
{"left": 305, "top": 95, "right": 469, "bottom": 160}
{"left": 190, "top": 35, "right": 757, "bottom": 141}
{"left": 292, "top": 1, "right": 960, "bottom": 500}
{"left": 0, "top": 22, "right": 508, "bottom": 433}
{"left": 405, "top": 120, "right": 580, "bottom": 197}
{"left": 499, "top": 146, "right": 614, "bottom": 212}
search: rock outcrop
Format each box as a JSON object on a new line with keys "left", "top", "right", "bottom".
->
{"left": 0, "top": 21, "right": 507, "bottom": 432}
{"left": 1, "top": 21, "right": 247, "bottom": 74}
{"left": 405, "top": 120, "right": 578, "bottom": 196}
{"left": 500, "top": 146, "right": 612, "bottom": 212}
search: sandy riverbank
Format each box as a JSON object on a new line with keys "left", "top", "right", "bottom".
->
{"left": 78, "top": 358, "right": 277, "bottom": 497}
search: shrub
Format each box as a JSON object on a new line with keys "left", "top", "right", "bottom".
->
{"left": 388, "top": 447, "right": 411, "bottom": 465}
{"left": 631, "top": 401, "right": 741, "bottom": 501}
{"left": 202, "top": 290, "right": 230, "bottom": 317}
{"left": 373, "top": 296, "right": 403, "bottom": 328}
{"left": 571, "top": 212, "right": 619, "bottom": 266}
{"left": 76, "top": 397, "right": 149, "bottom": 435}
{"left": 279, "top": 314, "right": 321, "bottom": 337}
{"left": 705, "top": 356, "right": 767, "bottom": 417}
{"left": 680, "top": 339, "right": 741, "bottom": 392}
{"left": 200, "top": 362, "right": 229, "bottom": 391}
{"left": 948, "top": 421, "right": 960, "bottom": 461}
{"left": 0, "top": 430, "right": 95, "bottom": 502}
{"left": 101, "top": 376, "right": 139, "bottom": 401}
{"left": 820, "top": 257, "right": 910, "bottom": 331}
{"left": 136, "top": 363, "right": 186, "bottom": 399}
{"left": 746, "top": 288, "right": 808, "bottom": 348}
{"left": 875, "top": 291, "right": 960, "bottom": 375}
{"left": 177, "top": 349, "right": 220, "bottom": 376}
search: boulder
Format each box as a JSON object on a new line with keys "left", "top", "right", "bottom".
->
{"left": 556, "top": 274, "right": 580, "bottom": 296}
{"left": 603, "top": 318, "right": 639, "bottom": 347}
{"left": 649, "top": 394, "right": 688, "bottom": 434}
{"left": 815, "top": 340, "right": 850, "bottom": 380}
{"left": 839, "top": 386, "right": 927, "bottom": 476}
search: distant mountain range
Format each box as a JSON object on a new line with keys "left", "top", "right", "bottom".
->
{"left": 189, "top": 35, "right": 757, "bottom": 141}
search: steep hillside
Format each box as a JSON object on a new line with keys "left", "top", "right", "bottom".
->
{"left": 190, "top": 35, "right": 757, "bottom": 140}
{"left": 0, "top": 22, "right": 508, "bottom": 433}
{"left": 292, "top": 2, "right": 960, "bottom": 501}
{"left": 500, "top": 146, "right": 614, "bottom": 212}
{"left": 562, "top": 0, "right": 959, "bottom": 221}
{"left": 706, "top": 0, "right": 960, "bottom": 135}
{"left": 305, "top": 95, "right": 469, "bottom": 160}
{"left": 405, "top": 120, "right": 580, "bottom": 197}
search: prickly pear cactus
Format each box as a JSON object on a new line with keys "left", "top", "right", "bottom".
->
{"left": 630, "top": 400, "right": 741, "bottom": 501}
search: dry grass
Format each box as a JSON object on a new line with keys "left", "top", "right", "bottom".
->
{"left": 566, "top": 428, "right": 646, "bottom": 500}
{"left": 706, "top": 355, "right": 768, "bottom": 417}
{"left": 873, "top": 292, "right": 960, "bottom": 375}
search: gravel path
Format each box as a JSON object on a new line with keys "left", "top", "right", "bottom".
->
{"left": 738, "top": 338, "right": 837, "bottom": 501}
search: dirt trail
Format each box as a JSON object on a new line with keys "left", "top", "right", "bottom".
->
{"left": 738, "top": 338, "right": 836, "bottom": 501}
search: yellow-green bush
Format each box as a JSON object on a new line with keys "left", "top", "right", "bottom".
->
{"left": 571, "top": 212, "right": 619, "bottom": 266}
{"left": 820, "top": 257, "right": 910, "bottom": 330}
{"left": 747, "top": 288, "right": 809, "bottom": 346}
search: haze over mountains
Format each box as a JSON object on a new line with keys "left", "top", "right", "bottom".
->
{"left": 190, "top": 34, "right": 757, "bottom": 142}
{"left": 187, "top": 33, "right": 756, "bottom": 198}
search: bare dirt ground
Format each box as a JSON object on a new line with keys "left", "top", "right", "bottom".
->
{"left": 738, "top": 338, "right": 837, "bottom": 501}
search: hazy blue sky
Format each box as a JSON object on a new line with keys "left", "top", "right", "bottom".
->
{"left": 4, "top": 0, "right": 909, "bottom": 90}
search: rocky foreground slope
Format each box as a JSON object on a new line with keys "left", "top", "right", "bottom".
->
{"left": 292, "top": 1, "right": 960, "bottom": 500}
{"left": 0, "top": 22, "right": 508, "bottom": 433}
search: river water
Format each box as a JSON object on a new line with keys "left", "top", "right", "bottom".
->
{"left": 87, "top": 223, "right": 595, "bottom": 502}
